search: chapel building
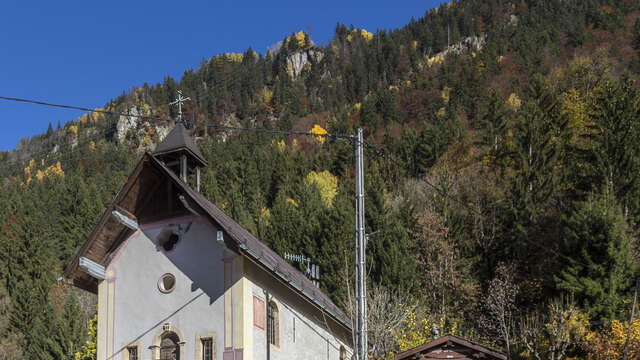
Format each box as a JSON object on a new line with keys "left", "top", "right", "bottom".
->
{"left": 64, "top": 122, "right": 353, "bottom": 360}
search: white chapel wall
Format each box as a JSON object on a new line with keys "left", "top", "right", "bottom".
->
{"left": 244, "top": 260, "right": 353, "bottom": 360}
{"left": 105, "top": 216, "right": 227, "bottom": 360}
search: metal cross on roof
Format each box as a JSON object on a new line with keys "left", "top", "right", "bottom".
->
{"left": 169, "top": 90, "right": 191, "bottom": 122}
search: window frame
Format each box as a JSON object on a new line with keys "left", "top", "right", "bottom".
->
{"left": 195, "top": 333, "right": 216, "bottom": 360}
{"left": 201, "top": 337, "right": 213, "bottom": 360}
{"left": 121, "top": 341, "right": 141, "bottom": 360}
{"left": 267, "top": 300, "right": 280, "bottom": 349}
{"left": 127, "top": 346, "right": 138, "bottom": 360}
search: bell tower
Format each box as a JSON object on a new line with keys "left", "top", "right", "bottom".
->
{"left": 152, "top": 90, "right": 207, "bottom": 191}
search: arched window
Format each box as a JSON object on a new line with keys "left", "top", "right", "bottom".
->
{"left": 160, "top": 332, "right": 180, "bottom": 360}
{"left": 267, "top": 300, "right": 280, "bottom": 347}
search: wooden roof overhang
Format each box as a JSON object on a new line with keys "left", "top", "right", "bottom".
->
{"left": 394, "top": 335, "right": 507, "bottom": 360}
{"left": 62, "top": 154, "right": 188, "bottom": 293}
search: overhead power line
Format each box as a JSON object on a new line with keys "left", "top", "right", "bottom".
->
{"left": 193, "top": 121, "right": 353, "bottom": 140}
{"left": 0, "top": 95, "right": 356, "bottom": 166}
{"left": 362, "top": 139, "right": 591, "bottom": 268}
{"left": 362, "top": 140, "right": 484, "bottom": 217}
{"left": 0, "top": 96, "right": 171, "bottom": 123}
{"left": 0, "top": 127, "right": 118, "bottom": 168}
{"left": 0, "top": 94, "right": 589, "bottom": 268}
{"left": 0, "top": 96, "right": 353, "bottom": 140}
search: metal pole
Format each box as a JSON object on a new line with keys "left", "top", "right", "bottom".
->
{"left": 623, "top": 278, "right": 639, "bottom": 360}
{"left": 265, "top": 289, "right": 271, "bottom": 360}
{"left": 354, "top": 128, "right": 366, "bottom": 360}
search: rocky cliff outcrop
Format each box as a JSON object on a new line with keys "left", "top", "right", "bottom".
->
{"left": 287, "top": 49, "right": 324, "bottom": 79}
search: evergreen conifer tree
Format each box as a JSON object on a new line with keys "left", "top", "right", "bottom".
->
{"left": 556, "top": 192, "right": 634, "bottom": 319}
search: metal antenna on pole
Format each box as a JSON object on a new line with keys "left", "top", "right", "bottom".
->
{"left": 169, "top": 90, "right": 191, "bottom": 123}
{"left": 284, "top": 252, "right": 321, "bottom": 287}
{"left": 354, "top": 127, "right": 367, "bottom": 360}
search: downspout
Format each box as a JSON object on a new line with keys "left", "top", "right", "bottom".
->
{"left": 265, "top": 289, "right": 270, "bottom": 360}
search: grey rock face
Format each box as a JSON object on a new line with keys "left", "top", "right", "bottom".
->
{"left": 286, "top": 49, "right": 324, "bottom": 80}
{"left": 116, "top": 106, "right": 140, "bottom": 143}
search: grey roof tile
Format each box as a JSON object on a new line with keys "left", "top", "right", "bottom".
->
{"left": 153, "top": 122, "right": 207, "bottom": 167}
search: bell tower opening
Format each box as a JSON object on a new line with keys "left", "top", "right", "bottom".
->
{"left": 152, "top": 90, "right": 207, "bottom": 192}
{"left": 152, "top": 122, "right": 207, "bottom": 192}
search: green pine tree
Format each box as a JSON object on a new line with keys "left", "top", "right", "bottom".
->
{"left": 555, "top": 191, "right": 634, "bottom": 319}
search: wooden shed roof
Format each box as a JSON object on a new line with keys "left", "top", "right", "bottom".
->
{"left": 394, "top": 335, "right": 507, "bottom": 360}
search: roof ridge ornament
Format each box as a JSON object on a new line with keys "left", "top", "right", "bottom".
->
{"left": 169, "top": 90, "right": 191, "bottom": 123}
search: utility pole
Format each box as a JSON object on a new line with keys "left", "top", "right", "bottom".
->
{"left": 623, "top": 277, "right": 639, "bottom": 360}
{"left": 354, "top": 128, "right": 367, "bottom": 360}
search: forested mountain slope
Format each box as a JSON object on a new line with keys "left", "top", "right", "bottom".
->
{"left": 1, "top": 0, "right": 640, "bottom": 358}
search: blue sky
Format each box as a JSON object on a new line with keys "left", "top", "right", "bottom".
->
{"left": 0, "top": 0, "right": 446, "bottom": 151}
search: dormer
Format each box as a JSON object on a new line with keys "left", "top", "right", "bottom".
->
{"left": 152, "top": 122, "right": 207, "bottom": 191}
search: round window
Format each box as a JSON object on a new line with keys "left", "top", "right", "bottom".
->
{"left": 158, "top": 273, "right": 176, "bottom": 293}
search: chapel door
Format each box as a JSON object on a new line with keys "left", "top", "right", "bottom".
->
{"left": 160, "top": 333, "right": 180, "bottom": 360}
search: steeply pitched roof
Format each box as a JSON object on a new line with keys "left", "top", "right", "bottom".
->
{"left": 63, "top": 154, "right": 351, "bottom": 331}
{"left": 150, "top": 156, "right": 352, "bottom": 328}
{"left": 152, "top": 122, "right": 207, "bottom": 167}
{"left": 394, "top": 335, "right": 507, "bottom": 360}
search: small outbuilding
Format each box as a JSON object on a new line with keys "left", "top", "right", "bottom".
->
{"left": 394, "top": 335, "right": 507, "bottom": 360}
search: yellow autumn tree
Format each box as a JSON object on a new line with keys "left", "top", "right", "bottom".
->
{"left": 43, "top": 161, "right": 64, "bottom": 181}
{"left": 360, "top": 29, "right": 373, "bottom": 41}
{"left": 560, "top": 88, "right": 595, "bottom": 148}
{"left": 286, "top": 197, "right": 298, "bottom": 207}
{"left": 427, "top": 56, "right": 444, "bottom": 67}
{"left": 507, "top": 93, "right": 522, "bottom": 111}
{"left": 75, "top": 313, "right": 97, "bottom": 360}
{"left": 223, "top": 53, "right": 243, "bottom": 62}
{"left": 295, "top": 31, "right": 306, "bottom": 47}
{"left": 260, "top": 89, "right": 274, "bottom": 111}
{"left": 441, "top": 86, "right": 451, "bottom": 104}
{"left": 393, "top": 310, "right": 433, "bottom": 352}
{"left": 305, "top": 170, "right": 338, "bottom": 208}
{"left": 68, "top": 125, "right": 79, "bottom": 137}
{"left": 519, "top": 299, "right": 591, "bottom": 359}
{"left": 310, "top": 124, "right": 328, "bottom": 144}
{"left": 24, "top": 159, "right": 36, "bottom": 184}
{"left": 35, "top": 169, "right": 45, "bottom": 183}
{"left": 258, "top": 207, "right": 271, "bottom": 228}
{"left": 586, "top": 320, "right": 640, "bottom": 359}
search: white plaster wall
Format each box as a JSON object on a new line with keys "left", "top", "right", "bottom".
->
{"left": 247, "top": 268, "right": 352, "bottom": 360}
{"left": 107, "top": 217, "right": 227, "bottom": 360}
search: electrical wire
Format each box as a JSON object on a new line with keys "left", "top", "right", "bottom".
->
{"left": 362, "top": 140, "right": 591, "bottom": 268}
{"left": 190, "top": 121, "right": 354, "bottom": 140}
{"left": 0, "top": 95, "right": 591, "bottom": 268}
{"left": 362, "top": 139, "right": 484, "bottom": 216}
{"left": 0, "top": 123, "right": 118, "bottom": 166}
{"left": 0, "top": 96, "right": 171, "bottom": 123}
{"left": 0, "top": 95, "right": 353, "bottom": 168}
{"left": 0, "top": 96, "right": 354, "bottom": 140}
